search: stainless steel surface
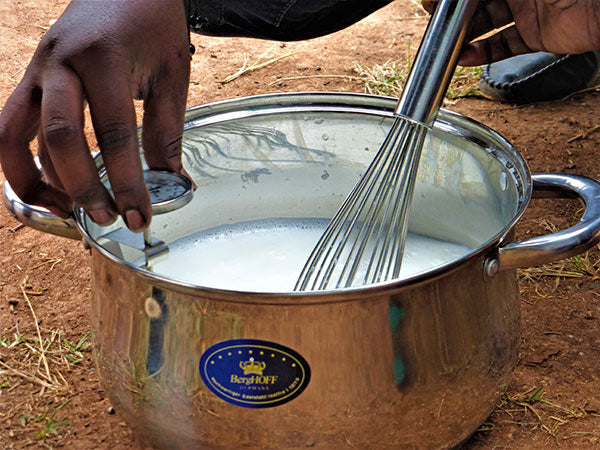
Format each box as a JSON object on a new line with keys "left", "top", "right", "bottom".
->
{"left": 296, "top": 0, "right": 479, "bottom": 290}
{"left": 142, "top": 170, "right": 193, "bottom": 266}
{"left": 394, "top": 0, "right": 479, "bottom": 123}
{"left": 97, "top": 228, "right": 169, "bottom": 267}
{"left": 2, "top": 169, "right": 193, "bottom": 242}
{"left": 6, "top": 93, "right": 600, "bottom": 292}
{"left": 495, "top": 173, "right": 600, "bottom": 270}
{"left": 2, "top": 179, "right": 81, "bottom": 239}
{"left": 91, "top": 250, "right": 519, "bottom": 449}
{"left": 78, "top": 92, "right": 531, "bottom": 297}
{"left": 5, "top": 92, "right": 600, "bottom": 448}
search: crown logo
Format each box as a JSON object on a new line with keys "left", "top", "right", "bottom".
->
{"left": 239, "top": 357, "right": 266, "bottom": 376}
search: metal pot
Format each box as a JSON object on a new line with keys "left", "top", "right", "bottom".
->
{"left": 5, "top": 93, "right": 600, "bottom": 449}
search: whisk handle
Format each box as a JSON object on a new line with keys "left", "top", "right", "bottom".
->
{"left": 394, "top": 0, "right": 479, "bottom": 124}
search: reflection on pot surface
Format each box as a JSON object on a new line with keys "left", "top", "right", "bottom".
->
{"left": 85, "top": 93, "right": 527, "bottom": 449}
{"left": 6, "top": 93, "right": 600, "bottom": 449}
{"left": 93, "top": 252, "right": 519, "bottom": 449}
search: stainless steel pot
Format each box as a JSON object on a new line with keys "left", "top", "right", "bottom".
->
{"left": 5, "top": 93, "right": 600, "bottom": 449}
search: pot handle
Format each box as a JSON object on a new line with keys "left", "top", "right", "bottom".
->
{"left": 2, "top": 179, "right": 81, "bottom": 240}
{"left": 6, "top": 171, "right": 600, "bottom": 262}
{"left": 492, "top": 173, "right": 600, "bottom": 273}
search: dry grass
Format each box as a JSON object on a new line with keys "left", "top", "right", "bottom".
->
{"left": 471, "top": 215, "right": 600, "bottom": 446}
{"left": 354, "top": 52, "right": 484, "bottom": 101}
{"left": 354, "top": 56, "right": 413, "bottom": 97}
{"left": 518, "top": 216, "right": 600, "bottom": 286}
{"left": 476, "top": 386, "right": 599, "bottom": 446}
{"left": 0, "top": 277, "right": 92, "bottom": 447}
{"left": 220, "top": 51, "right": 294, "bottom": 84}
{"left": 518, "top": 250, "right": 600, "bottom": 285}
{"left": 567, "top": 124, "right": 600, "bottom": 143}
{"left": 263, "top": 44, "right": 484, "bottom": 102}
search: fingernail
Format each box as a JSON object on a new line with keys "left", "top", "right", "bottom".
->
{"left": 124, "top": 209, "right": 146, "bottom": 232}
{"left": 88, "top": 209, "right": 116, "bottom": 226}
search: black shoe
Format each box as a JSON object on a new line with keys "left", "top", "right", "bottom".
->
{"left": 479, "top": 51, "right": 600, "bottom": 104}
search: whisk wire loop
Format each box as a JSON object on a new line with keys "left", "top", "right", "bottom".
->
{"left": 295, "top": 118, "right": 427, "bottom": 290}
{"left": 295, "top": 0, "right": 478, "bottom": 291}
{"left": 344, "top": 119, "right": 413, "bottom": 286}
{"left": 366, "top": 123, "right": 416, "bottom": 282}
{"left": 295, "top": 118, "right": 405, "bottom": 290}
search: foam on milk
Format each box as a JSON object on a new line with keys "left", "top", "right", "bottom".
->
{"left": 143, "top": 218, "right": 470, "bottom": 292}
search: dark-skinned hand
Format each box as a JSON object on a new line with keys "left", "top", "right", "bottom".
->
{"left": 0, "top": 0, "right": 190, "bottom": 231}
{"left": 423, "top": 0, "right": 600, "bottom": 66}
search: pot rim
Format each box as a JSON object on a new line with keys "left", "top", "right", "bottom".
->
{"left": 76, "top": 92, "right": 532, "bottom": 304}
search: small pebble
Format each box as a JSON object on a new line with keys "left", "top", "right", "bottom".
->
{"left": 585, "top": 399, "right": 600, "bottom": 413}
{"left": 107, "top": 406, "right": 115, "bottom": 415}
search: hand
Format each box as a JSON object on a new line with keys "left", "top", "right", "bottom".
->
{"left": 423, "top": 0, "right": 600, "bottom": 66}
{"left": 0, "top": 0, "right": 190, "bottom": 231}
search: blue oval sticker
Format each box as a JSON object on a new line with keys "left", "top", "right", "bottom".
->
{"left": 199, "top": 339, "right": 310, "bottom": 408}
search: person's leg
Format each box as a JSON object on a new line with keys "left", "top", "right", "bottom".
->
{"left": 188, "top": 0, "right": 393, "bottom": 41}
{"left": 479, "top": 51, "right": 600, "bottom": 104}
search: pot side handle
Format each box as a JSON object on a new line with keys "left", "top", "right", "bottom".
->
{"left": 6, "top": 172, "right": 600, "bottom": 265}
{"left": 494, "top": 173, "right": 600, "bottom": 272}
{"left": 2, "top": 180, "right": 81, "bottom": 240}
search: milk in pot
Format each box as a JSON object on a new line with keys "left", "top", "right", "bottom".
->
{"left": 145, "top": 218, "right": 470, "bottom": 292}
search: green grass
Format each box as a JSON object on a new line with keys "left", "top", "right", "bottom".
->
{"left": 35, "top": 398, "right": 72, "bottom": 440}
{"left": 446, "top": 65, "right": 483, "bottom": 100}
{"left": 0, "top": 375, "right": 10, "bottom": 389}
{"left": 522, "top": 386, "right": 549, "bottom": 404}
{"left": 62, "top": 332, "right": 92, "bottom": 365}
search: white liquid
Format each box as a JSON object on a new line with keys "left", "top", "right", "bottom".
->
{"left": 145, "top": 218, "right": 470, "bottom": 292}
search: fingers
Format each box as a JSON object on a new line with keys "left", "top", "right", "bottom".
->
{"left": 0, "top": 79, "right": 73, "bottom": 218}
{"left": 421, "top": 1, "right": 435, "bottom": 14}
{"left": 459, "top": 24, "right": 532, "bottom": 66}
{"left": 40, "top": 67, "right": 119, "bottom": 225}
{"left": 460, "top": 0, "right": 532, "bottom": 65}
{"left": 466, "top": 0, "right": 514, "bottom": 42}
{"left": 37, "top": 131, "right": 63, "bottom": 189}
{"left": 423, "top": 0, "right": 514, "bottom": 38}
{"left": 422, "top": 0, "right": 533, "bottom": 66}
{"left": 141, "top": 57, "right": 190, "bottom": 174}
{"left": 79, "top": 62, "right": 151, "bottom": 232}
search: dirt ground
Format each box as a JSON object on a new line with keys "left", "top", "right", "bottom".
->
{"left": 1, "top": 1, "right": 600, "bottom": 448}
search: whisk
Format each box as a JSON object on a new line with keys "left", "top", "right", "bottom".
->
{"left": 295, "top": 0, "right": 479, "bottom": 291}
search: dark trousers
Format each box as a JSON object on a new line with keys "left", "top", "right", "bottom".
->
{"left": 188, "top": 0, "right": 394, "bottom": 41}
